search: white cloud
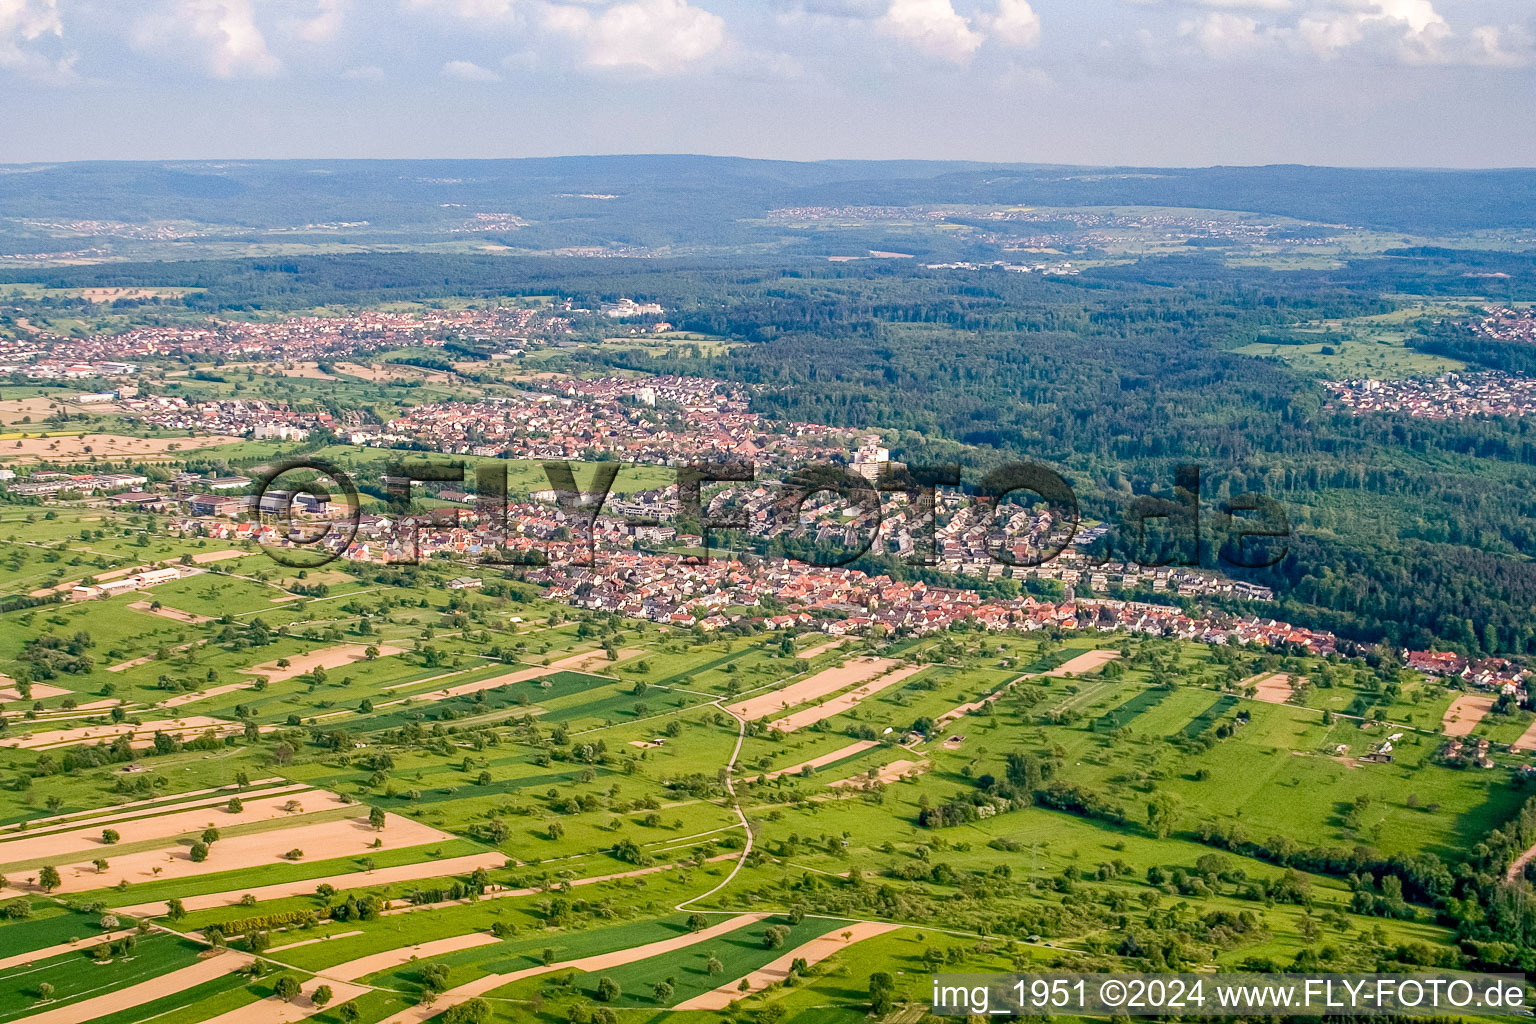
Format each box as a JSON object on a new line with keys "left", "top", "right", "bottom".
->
{"left": 293, "top": 0, "right": 347, "bottom": 43}
{"left": 988, "top": 0, "right": 1040, "bottom": 48}
{"left": 1180, "top": 10, "right": 1268, "bottom": 57}
{"left": 878, "top": 0, "right": 982, "bottom": 62}
{"left": 442, "top": 58, "right": 501, "bottom": 80}
{"left": 133, "top": 0, "right": 281, "bottom": 78}
{"left": 405, "top": 0, "right": 517, "bottom": 18}
{"left": 544, "top": 0, "right": 726, "bottom": 74}
{"left": 0, "top": 0, "right": 76, "bottom": 82}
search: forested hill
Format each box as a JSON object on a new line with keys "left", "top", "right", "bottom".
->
{"left": 4, "top": 158, "right": 1536, "bottom": 241}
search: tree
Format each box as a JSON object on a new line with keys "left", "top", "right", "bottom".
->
{"left": 869, "top": 971, "right": 896, "bottom": 1015}
{"left": 167, "top": 898, "right": 186, "bottom": 920}
{"left": 686, "top": 913, "right": 709, "bottom": 932}
{"left": 1147, "top": 793, "right": 1180, "bottom": 839}
{"left": 273, "top": 976, "right": 302, "bottom": 1002}
{"left": 201, "top": 828, "right": 220, "bottom": 845}
{"left": 312, "top": 986, "right": 333, "bottom": 1008}
{"left": 102, "top": 829, "right": 120, "bottom": 844}
{"left": 547, "top": 821, "right": 565, "bottom": 841}
{"left": 93, "top": 858, "right": 109, "bottom": 873}
{"left": 36, "top": 983, "right": 54, "bottom": 1002}
{"left": 227, "top": 798, "right": 243, "bottom": 813}
{"left": 763, "top": 924, "right": 790, "bottom": 949}
{"left": 369, "top": 806, "right": 387, "bottom": 830}
{"left": 189, "top": 841, "right": 210, "bottom": 863}
{"left": 38, "top": 865, "right": 60, "bottom": 892}
{"left": 596, "top": 977, "right": 621, "bottom": 1002}
{"left": 706, "top": 956, "right": 723, "bottom": 976}
{"left": 337, "top": 1003, "right": 361, "bottom": 1023}
{"left": 652, "top": 981, "right": 674, "bottom": 1004}
{"left": 443, "top": 1000, "right": 491, "bottom": 1024}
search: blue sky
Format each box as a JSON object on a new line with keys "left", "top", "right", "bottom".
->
{"left": 2, "top": 0, "right": 1534, "bottom": 166}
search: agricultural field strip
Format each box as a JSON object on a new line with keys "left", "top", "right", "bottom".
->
{"left": 192, "top": 980, "right": 368, "bottom": 1024}
{"left": 6, "top": 950, "right": 256, "bottom": 1024}
{"left": 373, "top": 648, "right": 632, "bottom": 707}
{"left": 266, "top": 932, "right": 364, "bottom": 953}
{"left": 369, "top": 913, "right": 768, "bottom": 1024}
{"left": 766, "top": 664, "right": 929, "bottom": 733}
{"left": 0, "top": 780, "right": 290, "bottom": 835}
{"left": 0, "top": 787, "right": 332, "bottom": 867}
{"left": 674, "top": 920, "right": 900, "bottom": 1010}
{"left": 742, "top": 740, "right": 880, "bottom": 784}
{"left": 5, "top": 813, "right": 452, "bottom": 897}
{"left": 0, "top": 929, "right": 139, "bottom": 971}
{"left": 725, "top": 657, "right": 896, "bottom": 721}
{"left": 115, "top": 849, "right": 511, "bottom": 916}
{"left": 377, "top": 853, "right": 736, "bottom": 916}
{"left": 0, "top": 718, "right": 242, "bottom": 752}
{"left": 317, "top": 933, "right": 503, "bottom": 983}
{"left": 1443, "top": 694, "right": 1497, "bottom": 738}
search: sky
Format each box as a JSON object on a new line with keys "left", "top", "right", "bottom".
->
{"left": 1, "top": 0, "right": 1535, "bottom": 167}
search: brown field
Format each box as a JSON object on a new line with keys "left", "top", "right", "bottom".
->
{"left": 1443, "top": 694, "right": 1497, "bottom": 737}
{"left": 796, "top": 638, "right": 848, "bottom": 660}
{"left": 0, "top": 433, "right": 245, "bottom": 462}
{"left": 157, "top": 682, "right": 263, "bottom": 708}
{"left": 767, "top": 663, "right": 927, "bottom": 733}
{"left": 743, "top": 740, "right": 878, "bottom": 784}
{"left": 675, "top": 921, "right": 899, "bottom": 1010}
{"left": 0, "top": 782, "right": 303, "bottom": 842}
{"left": 10, "top": 812, "right": 454, "bottom": 896}
{"left": 1243, "top": 672, "right": 1301, "bottom": 704}
{"left": 129, "top": 600, "right": 215, "bottom": 624}
{"left": 0, "top": 788, "right": 343, "bottom": 868}
{"left": 189, "top": 549, "right": 251, "bottom": 564}
{"left": 829, "top": 758, "right": 928, "bottom": 788}
{"left": 0, "top": 715, "right": 238, "bottom": 751}
{"left": 223, "top": 360, "right": 339, "bottom": 380}
{"left": 726, "top": 657, "right": 897, "bottom": 721}
{"left": 0, "top": 396, "right": 74, "bottom": 425}
{"left": 367, "top": 914, "right": 768, "bottom": 1024}
{"left": 1513, "top": 720, "right": 1536, "bottom": 754}
{"left": 1044, "top": 649, "right": 1121, "bottom": 677}
{"left": 117, "top": 850, "right": 508, "bottom": 916}
{"left": 198, "top": 981, "right": 370, "bottom": 1024}
{"left": 321, "top": 933, "right": 502, "bottom": 982}
{"left": 334, "top": 361, "right": 450, "bottom": 384}
{"left": 0, "top": 678, "right": 71, "bottom": 700}
{"left": 241, "top": 643, "right": 404, "bottom": 682}
{"left": 15, "top": 950, "right": 255, "bottom": 1024}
